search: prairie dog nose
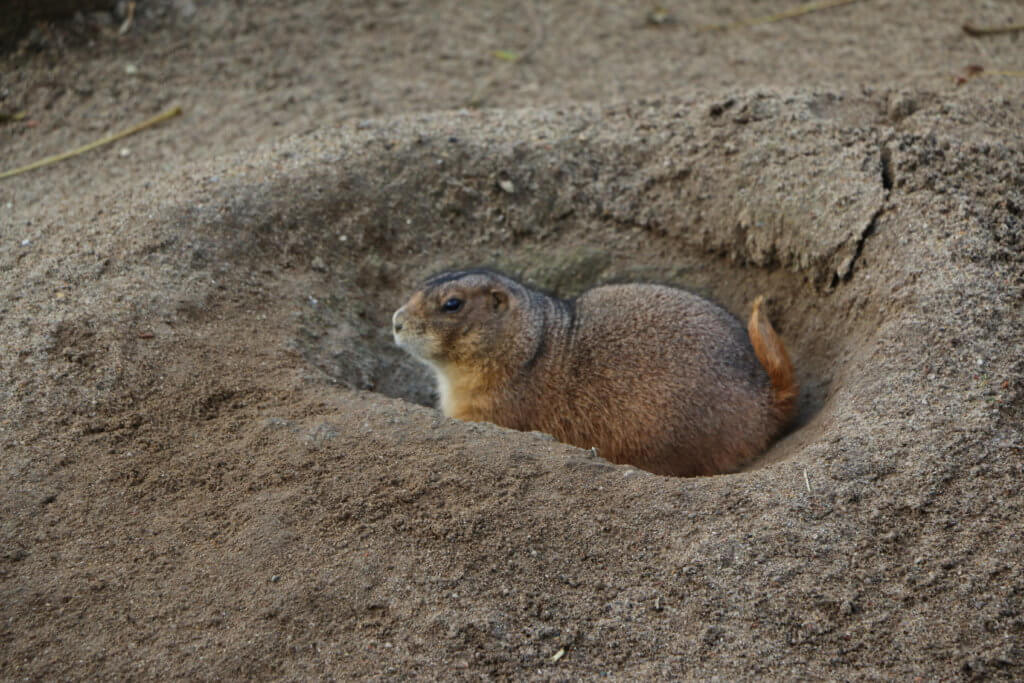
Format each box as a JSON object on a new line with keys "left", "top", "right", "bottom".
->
{"left": 392, "top": 307, "right": 407, "bottom": 334}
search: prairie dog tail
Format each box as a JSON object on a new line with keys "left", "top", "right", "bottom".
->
{"left": 747, "top": 296, "right": 799, "bottom": 426}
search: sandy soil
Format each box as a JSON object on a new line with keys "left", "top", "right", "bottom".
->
{"left": 2, "top": 1, "right": 1023, "bottom": 679}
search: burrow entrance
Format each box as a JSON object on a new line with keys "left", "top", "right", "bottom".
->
{"left": 181, "top": 93, "right": 892, "bottom": 471}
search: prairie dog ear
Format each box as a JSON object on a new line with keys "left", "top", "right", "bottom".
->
{"left": 490, "top": 289, "right": 509, "bottom": 311}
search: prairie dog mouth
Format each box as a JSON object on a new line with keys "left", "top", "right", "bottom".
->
{"left": 392, "top": 310, "right": 433, "bottom": 361}
{"left": 392, "top": 307, "right": 417, "bottom": 350}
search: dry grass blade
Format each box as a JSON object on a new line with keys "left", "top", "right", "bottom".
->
{"left": 963, "top": 22, "right": 1024, "bottom": 37}
{"left": 118, "top": 1, "right": 137, "bottom": 35}
{"left": 698, "top": 0, "right": 864, "bottom": 32}
{"left": 0, "top": 106, "right": 182, "bottom": 181}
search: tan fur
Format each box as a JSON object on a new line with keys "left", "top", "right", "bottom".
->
{"left": 393, "top": 270, "right": 799, "bottom": 477}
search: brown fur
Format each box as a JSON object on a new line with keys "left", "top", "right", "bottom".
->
{"left": 393, "top": 270, "right": 799, "bottom": 476}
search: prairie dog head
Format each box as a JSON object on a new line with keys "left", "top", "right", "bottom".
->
{"left": 392, "top": 270, "right": 521, "bottom": 370}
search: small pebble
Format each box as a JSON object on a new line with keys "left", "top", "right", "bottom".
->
{"left": 887, "top": 93, "right": 918, "bottom": 122}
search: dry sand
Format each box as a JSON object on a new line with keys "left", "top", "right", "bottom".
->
{"left": 1, "top": 1, "right": 1022, "bottom": 679}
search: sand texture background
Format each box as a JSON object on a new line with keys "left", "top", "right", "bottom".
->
{"left": 1, "top": 1, "right": 1023, "bottom": 678}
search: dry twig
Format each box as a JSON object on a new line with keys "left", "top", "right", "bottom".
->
{"left": 963, "top": 22, "right": 1024, "bottom": 37}
{"left": 698, "top": 0, "right": 864, "bottom": 32}
{"left": 0, "top": 106, "right": 182, "bottom": 181}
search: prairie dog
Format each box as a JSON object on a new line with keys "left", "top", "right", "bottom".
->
{"left": 392, "top": 269, "right": 798, "bottom": 476}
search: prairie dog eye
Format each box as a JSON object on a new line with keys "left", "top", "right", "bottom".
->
{"left": 442, "top": 297, "right": 463, "bottom": 312}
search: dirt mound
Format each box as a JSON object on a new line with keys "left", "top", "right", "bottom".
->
{"left": 3, "top": 0, "right": 1024, "bottom": 678}
{"left": 2, "top": 86, "right": 1022, "bottom": 678}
